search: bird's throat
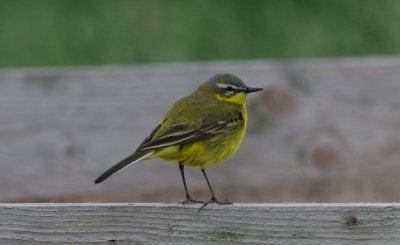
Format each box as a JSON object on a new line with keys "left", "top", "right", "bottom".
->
{"left": 215, "top": 93, "right": 247, "bottom": 105}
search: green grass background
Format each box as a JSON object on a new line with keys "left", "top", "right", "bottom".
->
{"left": 1, "top": 0, "right": 400, "bottom": 67}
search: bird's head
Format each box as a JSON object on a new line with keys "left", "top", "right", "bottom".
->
{"left": 205, "top": 74, "right": 263, "bottom": 105}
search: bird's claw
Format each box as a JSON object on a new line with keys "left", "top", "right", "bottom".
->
{"left": 199, "top": 197, "right": 232, "bottom": 210}
{"left": 178, "top": 198, "right": 204, "bottom": 205}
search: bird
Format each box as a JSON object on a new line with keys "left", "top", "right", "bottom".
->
{"left": 94, "top": 74, "right": 263, "bottom": 207}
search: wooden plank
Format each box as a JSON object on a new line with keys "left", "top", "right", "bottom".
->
{"left": 3, "top": 57, "right": 400, "bottom": 202}
{"left": 1, "top": 203, "right": 400, "bottom": 244}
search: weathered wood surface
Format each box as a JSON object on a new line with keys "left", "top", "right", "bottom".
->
{"left": 1, "top": 203, "right": 400, "bottom": 245}
{"left": 2, "top": 57, "right": 400, "bottom": 202}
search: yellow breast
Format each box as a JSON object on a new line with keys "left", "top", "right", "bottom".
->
{"left": 157, "top": 106, "right": 247, "bottom": 168}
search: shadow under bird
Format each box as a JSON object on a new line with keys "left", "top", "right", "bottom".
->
{"left": 95, "top": 74, "right": 263, "bottom": 208}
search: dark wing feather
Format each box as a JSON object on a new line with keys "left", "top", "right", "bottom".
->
{"left": 138, "top": 111, "right": 244, "bottom": 151}
{"left": 138, "top": 124, "right": 162, "bottom": 148}
{"left": 137, "top": 125, "right": 206, "bottom": 151}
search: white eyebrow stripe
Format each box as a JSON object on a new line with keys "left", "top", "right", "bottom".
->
{"left": 216, "top": 83, "right": 240, "bottom": 90}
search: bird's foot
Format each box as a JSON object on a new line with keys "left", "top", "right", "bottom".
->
{"left": 199, "top": 196, "right": 232, "bottom": 210}
{"left": 178, "top": 197, "right": 204, "bottom": 205}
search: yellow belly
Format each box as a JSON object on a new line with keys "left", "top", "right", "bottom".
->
{"left": 155, "top": 124, "right": 246, "bottom": 168}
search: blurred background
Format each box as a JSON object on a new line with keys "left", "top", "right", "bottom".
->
{"left": 1, "top": 0, "right": 400, "bottom": 203}
{"left": 2, "top": 0, "right": 400, "bottom": 67}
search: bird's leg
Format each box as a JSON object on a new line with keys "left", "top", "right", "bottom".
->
{"left": 200, "top": 168, "right": 232, "bottom": 210}
{"left": 177, "top": 163, "right": 203, "bottom": 205}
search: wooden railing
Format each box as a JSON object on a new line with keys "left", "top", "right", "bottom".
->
{"left": 3, "top": 57, "right": 400, "bottom": 203}
{"left": 1, "top": 203, "right": 399, "bottom": 244}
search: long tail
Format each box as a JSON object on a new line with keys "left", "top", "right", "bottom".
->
{"left": 94, "top": 150, "right": 153, "bottom": 184}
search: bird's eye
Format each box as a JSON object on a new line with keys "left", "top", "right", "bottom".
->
{"left": 226, "top": 86, "right": 233, "bottom": 92}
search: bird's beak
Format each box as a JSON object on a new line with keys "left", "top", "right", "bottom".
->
{"left": 245, "top": 87, "right": 264, "bottom": 93}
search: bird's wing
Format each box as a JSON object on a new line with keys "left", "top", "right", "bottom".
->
{"left": 137, "top": 110, "right": 244, "bottom": 151}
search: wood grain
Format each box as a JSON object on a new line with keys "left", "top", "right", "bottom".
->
{"left": 2, "top": 58, "right": 400, "bottom": 202}
{"left": 1, "top": 203, "right": 400, "bottom": 244}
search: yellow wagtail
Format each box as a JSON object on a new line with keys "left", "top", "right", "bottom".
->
{"left": 95, "top": 74, "right": 263, "bottom": 207}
